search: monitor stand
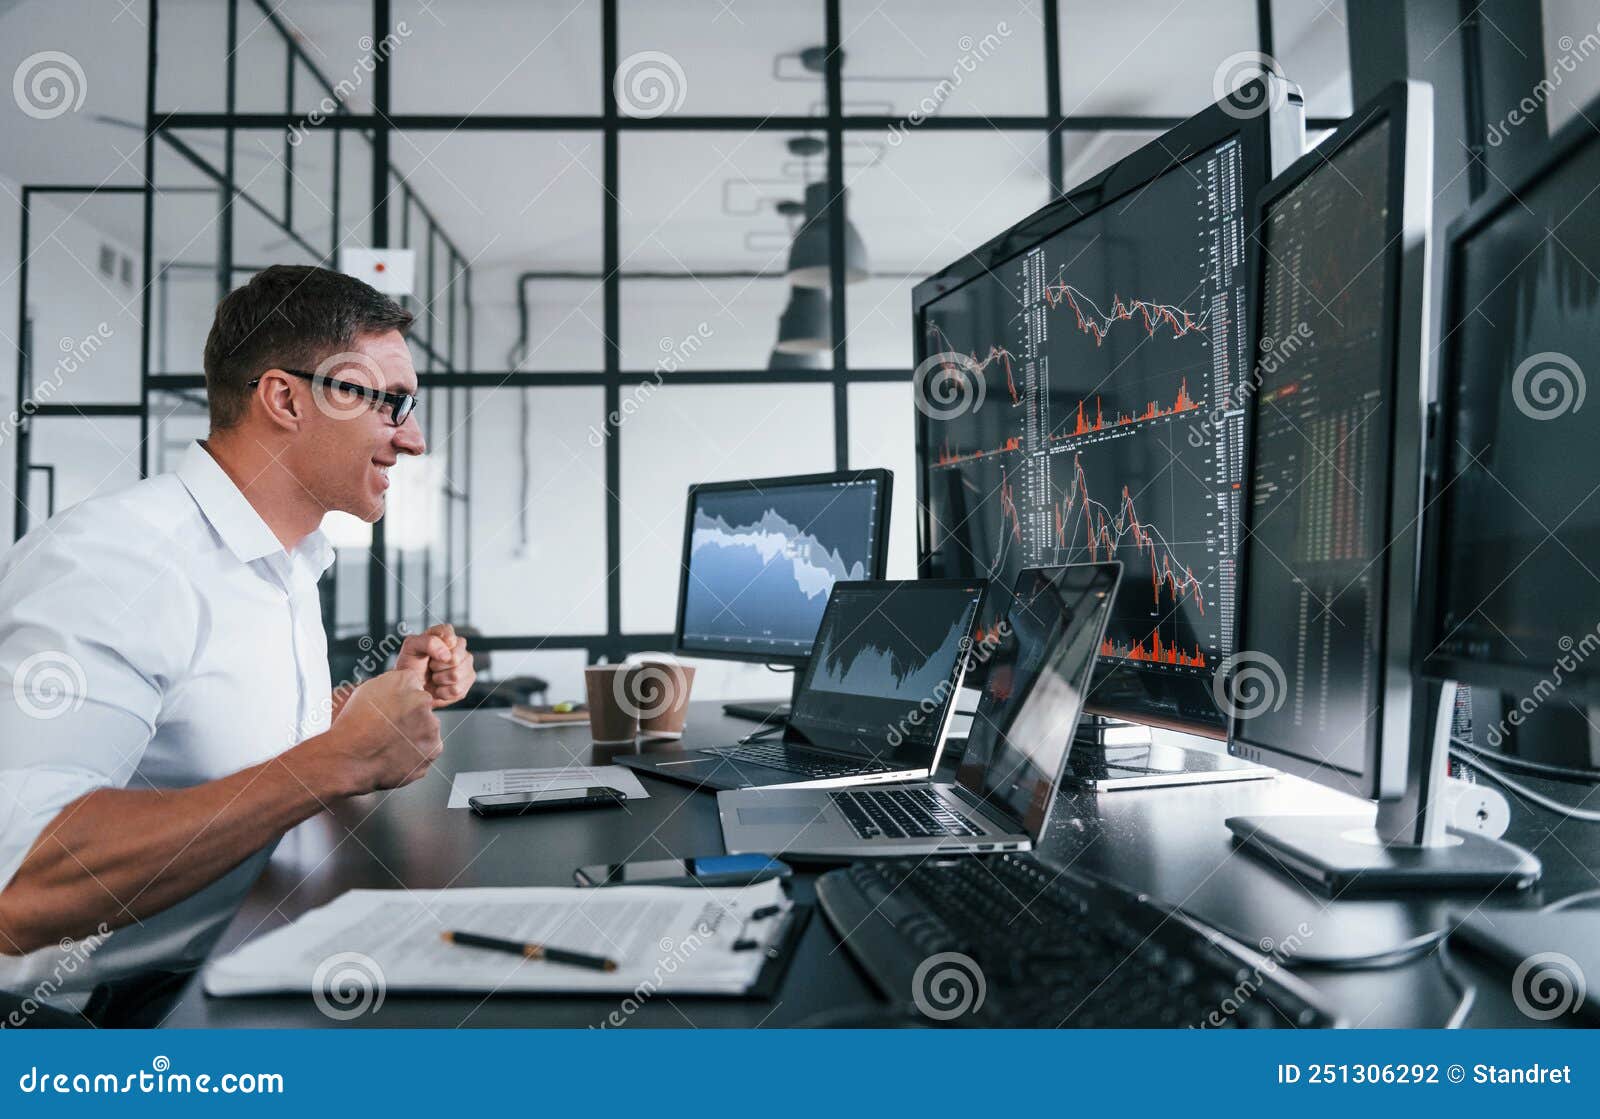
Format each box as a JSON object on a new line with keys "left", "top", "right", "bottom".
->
{"left": 1227, "top": 682, "right": 1542, "bottom": 893}
{"left": 1059, "top": 714, "right": 1274, "bottom": 791}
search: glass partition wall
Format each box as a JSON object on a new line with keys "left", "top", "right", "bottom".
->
{"left": 12, "top": 0, "right": 1348, "bottom": 699}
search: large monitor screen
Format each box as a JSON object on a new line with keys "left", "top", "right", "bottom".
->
{"left": 917, "top": 137, "right": 1250, "bottom": 733}
{"left": 1426, "top": 128, "right": 1600, "bottom": 699}
{"left": 676, "top": 471, "right": 888, "bottom": 662}
{"left": 1235, "top": 118, "right": 1394, "bottom": 777}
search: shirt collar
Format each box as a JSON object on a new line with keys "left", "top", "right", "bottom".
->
{"left": 176, "top": 442, "right": 335, "bottom": 574}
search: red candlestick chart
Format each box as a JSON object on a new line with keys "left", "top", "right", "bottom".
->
{"left": 1052, "top": 453, "right": 1206, "bottom": 616}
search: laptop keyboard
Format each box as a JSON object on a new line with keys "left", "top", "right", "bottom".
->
{"left": 701, "top": 741, "right": 893, "bottom": 781}
{"left": 830, "top": 788, "right": 984, "bottom": 840}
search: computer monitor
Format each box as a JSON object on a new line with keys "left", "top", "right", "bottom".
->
{"left": 1417, "top": 98, "right": 1600, "bottom": 778}
{"left": 673, "top": 469, "right": 891, "bottom": 666}
{"left": 1223, "top": 81, "right": 1538, "bottom": 891}
{"left": 913, "top": 76, "right": 1304, "bottom": 743}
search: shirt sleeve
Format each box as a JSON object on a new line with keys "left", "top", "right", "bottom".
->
{"left": 0, "top": 501, "right": 193, "bottom": 894}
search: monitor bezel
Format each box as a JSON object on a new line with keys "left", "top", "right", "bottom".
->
{"left": 911, "top": 76, "right": 1303, "bottom": 739}
{"left": 1416, "top": 99, "right": 1600, "bottom": 703}
{"left": 955, "top": 561, "right": 1123, "bottom": 841}
{"left": 672, "top": 468, "right": 893, "bottom": 665}
{"left": 1227, "top": 81, "right": 1432, "bottom": 799}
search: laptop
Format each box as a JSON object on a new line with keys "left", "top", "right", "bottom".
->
{"left": 620, "top": 578, "right": 987, "bottom": 792}
{"left": 717, "top": 562, "right": 1121, "bottom": 858}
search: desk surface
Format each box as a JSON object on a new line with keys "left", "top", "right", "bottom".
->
{"left": 162, "top": 704, "right": 1598, "bottom": 1028}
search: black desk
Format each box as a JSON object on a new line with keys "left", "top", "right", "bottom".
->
{"left": 161, "top": 704, "right": 1597, "bottom": 1027}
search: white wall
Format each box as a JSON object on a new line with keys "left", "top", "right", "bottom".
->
{"left": 0, "top": 171, "right": 146, "bottom": 541}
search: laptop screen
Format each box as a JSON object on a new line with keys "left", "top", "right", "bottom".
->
{"left": 956, "top": 563, "right": 1122, "bottom": 839}
{"left": 786, "top": 579, "right": 987, "bottom": 768}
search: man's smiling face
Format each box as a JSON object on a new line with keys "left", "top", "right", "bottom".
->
{"left": 291, "top": 329, "right": 426, "bottom": 522}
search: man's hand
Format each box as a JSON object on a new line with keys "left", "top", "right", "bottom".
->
{"left": 311, "top": 664, "right": 442, "bottom": 796}
{"left": 396, "top": 623, "right": 475, "bottom": 708}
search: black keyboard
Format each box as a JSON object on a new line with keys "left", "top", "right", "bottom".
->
{"left": 700, "top": 741, "right": 892, "bottom": 780}
{"left": 830, "top": 788, "right": 983, "bottom": 839}
{"left": 816, "top": 854, "right": 1340, "bottom": 1028}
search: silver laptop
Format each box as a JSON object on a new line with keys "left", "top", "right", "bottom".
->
{"left": 718, "top": 562, "right": 1121, "bottom": 858}
{"left": 621, "top": 579, "right": 988, "bottom": 792}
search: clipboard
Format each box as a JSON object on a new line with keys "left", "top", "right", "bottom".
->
{"left": 746, "top": 903, "right": 814, "bottom": 1000}
{"left": 205, "top": 879, "right": 807, "bottom": 1000}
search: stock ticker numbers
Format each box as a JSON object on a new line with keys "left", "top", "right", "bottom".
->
{"left": 923, "top": 139, "right": 1249, "bottom": 682}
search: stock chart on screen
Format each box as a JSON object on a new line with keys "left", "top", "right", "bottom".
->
{"left": 807, "top": 591, "right": 974, "bottom": 701}
{"left": 679, "top": 479, "right": 882, "bottom": 657}
{"left": 920, "top": 139, "right": 1249, "bottom": 726}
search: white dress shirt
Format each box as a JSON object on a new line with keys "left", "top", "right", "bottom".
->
{"left": 0, "top": 441, "right": 334, "bottom": 1008}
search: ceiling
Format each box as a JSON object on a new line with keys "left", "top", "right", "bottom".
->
{"left": 1, "top": 0, "right": 1352, "bottom": 282}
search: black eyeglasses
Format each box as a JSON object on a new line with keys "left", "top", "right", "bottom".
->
{"left": 248, "top": 368, "right": 419, "bottom": 426}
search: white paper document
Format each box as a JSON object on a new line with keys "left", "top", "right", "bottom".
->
{"left": 447, "top": 765, "right": 649, "bottom": 809}
{"left": 203, "top": 879, "right": 791, "bottom": 997}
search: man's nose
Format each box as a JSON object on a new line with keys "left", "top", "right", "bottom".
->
{"left": 393, "top": 413, "right": 426, "bottom": 456}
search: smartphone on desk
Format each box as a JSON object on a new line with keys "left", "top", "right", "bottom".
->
{"left": 469, "top": 787, "right": 627, "bottom": 818}
{"left": 574, "top": 853, "right": 792, "bottom": 887}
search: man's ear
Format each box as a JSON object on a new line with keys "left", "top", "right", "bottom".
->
{"left": 254, "top": 369, "right": 306, "bottom": 432}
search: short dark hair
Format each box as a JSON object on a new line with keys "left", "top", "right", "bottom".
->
{"left": 202, "top": 264, "right": 413, "bottom": 430}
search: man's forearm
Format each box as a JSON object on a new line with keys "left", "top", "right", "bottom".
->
{"left": 0, "top": 737, "right": 349, "bottom": 956}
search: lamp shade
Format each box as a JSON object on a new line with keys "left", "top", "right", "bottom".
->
{"left": 773, "top": 287, "right": 831, "bottom": 354}
{"left": 787, "top": 181, "right": 868, "bottom": 288}
{"left": 767, "top": 344, "right": 828, "bottom": 370}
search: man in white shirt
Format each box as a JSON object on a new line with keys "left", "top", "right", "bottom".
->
{"left": 0, "top": 264, "right": 474, "bottom": 1023}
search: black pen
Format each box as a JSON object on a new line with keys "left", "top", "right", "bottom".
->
{"left": 440, "top": 930, "right": 619, "bottom": 972}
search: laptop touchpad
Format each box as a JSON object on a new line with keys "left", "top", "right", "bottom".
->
{"left": 737, "top": 806, "right": 823, "bottom": 826}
